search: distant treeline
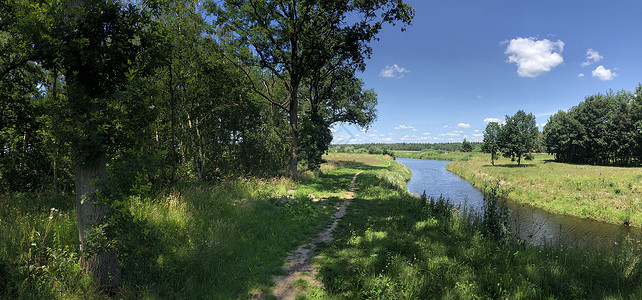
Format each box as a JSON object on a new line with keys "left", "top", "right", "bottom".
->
{"left": 544, "top": 84, "right": 642, "bottom": 166}
{"left": 330, "top": 142, "right": 481, "bottom": 153}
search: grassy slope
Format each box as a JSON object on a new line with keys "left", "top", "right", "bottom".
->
{"left": 395, "top": 150, "right": 642, "bottom": 227}
{"left": 314, "top": 154, "right": 642, "bottom": 299}
{"left": 442, "top": 153, "right": 642, "bottom": 227}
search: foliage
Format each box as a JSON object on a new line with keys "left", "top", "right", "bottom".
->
{"left": 498, "top": 110, "right": 539, "bottom": 166}
{"left": 461, "top": 138, "right": 473, "bottom": 152}
{"left": 544, "top": 85, "right": 642, "bottom": 166}
{"left": 481, "top": 121, "right": 501, "bottom": 166}
{"left": 213, "top": 0, "right": 414, "bottom": 178}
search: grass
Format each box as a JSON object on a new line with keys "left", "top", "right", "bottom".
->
{"left": 440, "top": 152, "right": 642, "bottom": 227}
{"left": 314, "top": 154, "right": 642, "bottom": 299}
{"left": 3, "top": 153, "right": 641, "bottom": 298}
{"left": 0, "top": 154, "right": 391, "bottom": 299}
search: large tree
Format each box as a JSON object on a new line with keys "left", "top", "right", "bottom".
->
{"left": 499, "top": 110, "right": 538, "bottom": 166}
{"left": 36, "top": 0, "right": 154, "bottom": 290}
{"left": 214, "top": 0, "right": 413, "bottom": 179}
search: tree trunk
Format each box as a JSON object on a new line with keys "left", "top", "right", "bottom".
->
{"left": 289, "top": 89, "right": 299, "bottom": 180}
{"left": 53, "top": 149, "right": 59, "bottom": 194}
{"left": 74, "top": 152, "right": 121, "bottom": 291}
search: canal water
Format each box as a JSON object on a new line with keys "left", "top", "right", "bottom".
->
{"left": 397, "top": 158, "right": 642, "bottom": 250}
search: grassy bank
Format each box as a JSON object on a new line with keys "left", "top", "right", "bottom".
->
{"left": 442, "top": 153, "right": 642, "bottom": 227}
{"left": 311, "top": 154, "right": 642, "bottom": 299}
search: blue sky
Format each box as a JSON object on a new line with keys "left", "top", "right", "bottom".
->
{"left": 331, "top": 0, "right": 642, "bottom": 144}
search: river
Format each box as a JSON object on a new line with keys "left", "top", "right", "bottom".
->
{"left": 397, "top": 158, "right": 642, "bottom": 251}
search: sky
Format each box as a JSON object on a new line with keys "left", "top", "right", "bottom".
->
{"left": 331, "top": 0, "right": 642, "bottom": 144}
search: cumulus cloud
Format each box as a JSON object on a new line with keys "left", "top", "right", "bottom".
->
{"left": 394, "top": 124, "right": 417, "bottom": 131}
{"left": 578, "top": 73, "right": 585, "bottom": 77}
{"left": 581, "top": 49, "right": 603, "bottom": 67}
{"left": 483, "top": 117, "right": 502, "bottom": 125}
{"left": 472, "top": 134, "right": 483, "bottom": 137}
{"left": 456, "top": 123, "right": 472, "bottom": 129}
{"left": 504, "top": 37, "right": 564, "bottom": 77}
{"left": 592, "top": 65, "right": 616, "bottom": 81}
{"left": 379, "top": 64, "right": 409, "bottom": 79}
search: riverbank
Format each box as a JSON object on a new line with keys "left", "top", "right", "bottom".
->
{"left": 439, "top": 152, "right": 642, "bottom": 227}
{"left": 313, "top": 154, "right": 642, "bottom": 298}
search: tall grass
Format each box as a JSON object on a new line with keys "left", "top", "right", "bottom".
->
{"left": 1, "top": 155, "right": 381, "bottom": 298}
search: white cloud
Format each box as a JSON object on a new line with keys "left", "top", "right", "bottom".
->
{"left": 578, "top": 73, "right": 585, "bottom": 77}
{"left": 379, "top": 64, "right": 409, "bottom": 79}
{"left": 484, "top": 117, "right": 502, "bottom": 125}
{"left": 423, "top": 132, "right": 431, "bottom": 136}
{"left": 592, "top": 65, "right": 616, "bottom": 81}
{"left": 581, "top": 48, "right": 603, "bottom": 67}
{"left": 442, "top": 125, "right": 450, "bottom": 129}
{"left": 329, "top": 127, "right": 339, "bottom": 133}
{"left": 477, "top": 95, "right": 483, "bottom": 99}
{"left": 439, "top": 130, "right": 463, "bottom": 137}
{"left": 474, "top": 129, "right": 480, "bottom": 133}
{"left": 456, "top": 123, "right": 472, "bottom": 129}
{"left": 504, "top": 37, "right": 564, "bottom": 77}
{"left": 472, "top": 134, "right": 483, "bottom": 137}
{"left": 394, "top": 124, "right": 416, "bottom": 130}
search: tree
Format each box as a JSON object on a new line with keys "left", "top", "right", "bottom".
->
{"left": 301, "top": 67, "right": 378, "bottom": 170}
{"left": 214, "top": 0, "right": 414, "bottom": 179}
{"left": 499, "top": 110, "right": 538, "bottom": 166}
{"left": 481, "top": 122, "right": 501, "bottom": 166}
{"left": 36, "top": 0, "right": 154, "bottom": 290}
{"left": 461, "top": 138, "right": 473, "bottom": 152}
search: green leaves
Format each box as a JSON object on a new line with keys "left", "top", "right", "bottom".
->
{"left": 544, "top": 86, "right": 642, "bottom": 166}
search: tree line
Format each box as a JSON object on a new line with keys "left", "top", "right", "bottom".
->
{"left": 0, "top": 0, "right": 414, "bottom": 290}
{"left": 332, "top": 142, "right": 481, "bottom": 153}
{"left": 543, "top": 85, "right": 642, "bottom": 166}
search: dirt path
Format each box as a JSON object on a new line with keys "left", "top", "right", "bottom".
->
{"left": 269, "top": 172, "right": 361, "bottom": 299}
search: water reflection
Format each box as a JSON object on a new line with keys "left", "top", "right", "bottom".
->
{"left": 397, "top": 158, "right": 642, "bottom": 251}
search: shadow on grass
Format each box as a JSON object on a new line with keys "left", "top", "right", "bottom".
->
{"left": 317, "top": 171, "right": 642, "bottom": 299}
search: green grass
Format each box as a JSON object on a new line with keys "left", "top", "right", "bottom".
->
{"left": 443, "top": 152, "right": 642, "bottom": 227}
{"left": 0, "top": 154, "right": 391, "bottom": 299}
{"left": 3, "top": 153, "right": 641, "bottom": 298}
{"left": 316, "top": 155, "right": 642, "bottom": 299}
